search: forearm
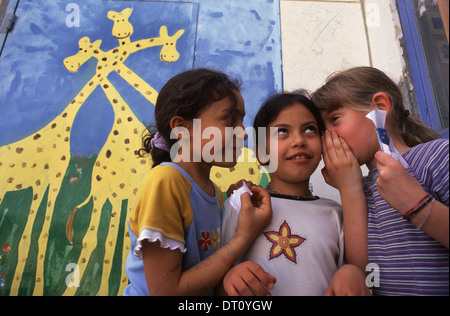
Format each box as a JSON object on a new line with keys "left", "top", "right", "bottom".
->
{"left": 410, "top": 201, "right": 449, "bottom": 248}
{"left": 340, "top": 186, "right": 368, "bottom": 271}
{"left": 145, "top": 234, "right": 251, "bottom": 296}
{"left": 178, "top": 234, "right": 250, "bottom": 295}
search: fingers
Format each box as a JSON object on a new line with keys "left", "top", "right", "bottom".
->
{"left": 227, "top": 184, "right": 238, "bottom": 198}
{"left": 323, "top": 130, "right": 340, "bottom": 160}
{"left": 323, "top": 130, "right": 359, "bottom": 165}
{"left": 339, "top": 136, "right": 354, "bottom": 161}
{"left": 249, "top": 263, "right": 276, "bottom": 292}
{"left": 250, "top": 185, "right": 270, "bottom": 203}
{"left": 374, "top": 150, "right": 394, "bottom": 167}
{"left": 240, "top": 192, "right": 252, "bottom": 210}
{"left": 225, "top": 262, "right": 276, "bottom": 296}
{"left": 324, "top": 285, "right": 334, "bottom": 296}
{"left": 227, "top": 180, "right": 255, "bottom": 198}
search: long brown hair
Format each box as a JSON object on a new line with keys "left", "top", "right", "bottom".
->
{"left": 312, "top": 66, "right": 439, "bottom": 147}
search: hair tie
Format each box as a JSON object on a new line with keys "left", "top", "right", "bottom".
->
{"left": 150, "top": 132, "right": 171, "bottom": 152}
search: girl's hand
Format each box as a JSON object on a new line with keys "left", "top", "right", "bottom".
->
{"left": 227, "top": 179, "right": 254, "bottom": 198}
{"left": 325, "top": 264, "right": 371, "bottom": 296}
{"left": 375, "top": 151, "right": 449, "bottom": 248}
{"left": 235, "top": 186, "right": 272, "bottom": 243}
{"left": 322, "top": 130, "right": 363, "bottom": 193}
{"left": 223, "top": 261, "right": 276, "bottom": 296}
{"left": 374, "top": 151, "right": 427, "bottom": 215}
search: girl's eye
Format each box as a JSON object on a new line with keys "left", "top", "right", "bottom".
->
{"left": 277, "top": 128, "right": 288, "bottom": 136}
{"left": 305, "top": 126, "right": 318, "bottom": 134}
{"left": 330, "top": 116, "right": 339, "bottom": 123}
{"left": 225, "top": 114, "right": 233, "bottom": 124}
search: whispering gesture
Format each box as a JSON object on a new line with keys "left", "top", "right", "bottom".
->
{"left": 321, "top": 130, "right": 363, "bottom": 192}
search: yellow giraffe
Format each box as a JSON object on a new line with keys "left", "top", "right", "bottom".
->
{"left": 0, "top": 37, "right": 103, "bottom": 296}
{"left": 63, "top": 78, "right": 149, "bottom": 296}
{"left": 107, "top": 8, "right": 184, "bottom": 63}
{"left": 61, "top": 9, "right": 185, "bottom": 296}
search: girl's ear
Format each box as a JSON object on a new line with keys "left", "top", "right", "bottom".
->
{"left": 371, "top": 92, "right": 392, "bottom": 113}
{"left": 170, "top": 116, "right": 185, "bottom": 130}
{"left": 170, "top": 116, "right": 191, "bottom": 140}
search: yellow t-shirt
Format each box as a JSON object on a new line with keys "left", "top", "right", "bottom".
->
{"left": 124, "top": 162, "right": 223, "bottom": 296}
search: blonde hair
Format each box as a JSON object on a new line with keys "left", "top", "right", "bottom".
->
{"left": 312, "top": 67, "right": 439, "bottom": 147}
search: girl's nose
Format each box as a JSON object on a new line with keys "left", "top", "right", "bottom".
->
{"left": 291, "top": 132, "right": 306, "bottom": 147}
{"left": 236, "top": 121, "right": 248, "bottom": 141}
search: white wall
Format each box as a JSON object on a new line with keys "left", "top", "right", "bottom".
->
{"left": 280, "top": 0, "right": 408, "bottom": 201}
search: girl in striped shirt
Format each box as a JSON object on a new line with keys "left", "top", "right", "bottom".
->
{"left": 313, "top": 67, "right": 449, "bottom": 296}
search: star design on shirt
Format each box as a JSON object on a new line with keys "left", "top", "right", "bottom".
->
{"left": 264, "top": 220, "right": 306, "bottom": 264}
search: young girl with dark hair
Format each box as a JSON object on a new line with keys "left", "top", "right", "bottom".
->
{"left": 313, "top": 66, "right": 448, "bottom": 296}
{"left": 123, "top": 68, "right": 272, "bottom": 296}
{"left": 221, "top": 91, "right": 369, "bottom": 296}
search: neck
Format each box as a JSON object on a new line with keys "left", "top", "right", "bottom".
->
{"left": 174, "top": 161, "right": 215, "bottom": 197}
{"left": 267, "top": 178, "right": 313, "bottom": 199}
{"left": 118, "top": 38, "right": 131, "bottom": 46}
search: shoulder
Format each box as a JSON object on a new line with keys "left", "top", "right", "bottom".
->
{"left": 406, "top": 139, "right": 448, "bottom": 163}
{"left": 315, "top": 197, "right": 342, "bottom": 211}
{"left": 138, "top": 164, "right": 192, "bottom": 195}
{"left": 212, "top": 181, "right": 224, "bottom": 207}
{"left": 406, "top": 139, "right": 449, "bottom": 204}
{"left": 406, "top": 139, "right": 449, "bottom": 175}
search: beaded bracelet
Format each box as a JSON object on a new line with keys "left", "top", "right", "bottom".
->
{"left": 417, "top": 198, "right": 436, "bottom": 230}
{"left": 403, "top": 194, "right": 434, "bottom": 221}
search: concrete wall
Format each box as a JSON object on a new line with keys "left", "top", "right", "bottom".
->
{"left": 280, "top": 0, "right": 410, "bottom": 201}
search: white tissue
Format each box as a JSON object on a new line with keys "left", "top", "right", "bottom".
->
{"left": 228, "top": 181, "right": 253, "bottom": 210}
{"left": 221, "top": 182, "right": 253, "bottom": 247}
{"left": 366, "top": 108, "right": 409, "bottom": 168}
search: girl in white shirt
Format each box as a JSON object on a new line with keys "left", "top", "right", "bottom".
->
{"left": 221, "top": 92, "right": 369, "bottom": 296}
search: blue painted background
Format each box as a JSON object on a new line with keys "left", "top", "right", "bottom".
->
{"left": 0, "top": 0, "right": 282, "bottom": 156}
{"left": 0, "top": 0, "right": 282, "bottom": 296}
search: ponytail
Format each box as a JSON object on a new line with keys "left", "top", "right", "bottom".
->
{"left": 139, "top": 127, "right": 172, "bottom": 168}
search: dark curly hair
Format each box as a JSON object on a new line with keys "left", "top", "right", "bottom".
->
{"left": 139, "top": 68, "right": 241, "bottom": 167}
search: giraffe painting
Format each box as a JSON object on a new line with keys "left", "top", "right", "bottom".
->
{"left": 0, "top": 0, "right": 283, "bottom": 296}
{"left": 0, "top": 59, "right": 100, "bottom": 296}
{"left": 0, "top": 7, "right": 185, "bottom": 296}
{"left": 60, "top": 9, "right": 185, "bottom": 296}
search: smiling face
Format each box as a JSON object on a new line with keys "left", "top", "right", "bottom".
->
{"left": 266, "top": 103, "right": 322, "bottom": 195}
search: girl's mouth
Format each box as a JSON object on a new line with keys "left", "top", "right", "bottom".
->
{"left": 287, "top": 152, "right": 311, "bottom": 160}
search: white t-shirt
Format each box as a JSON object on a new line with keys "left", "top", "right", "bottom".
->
{"left": 222, "top": 193, "right": 344, "bottom": 296}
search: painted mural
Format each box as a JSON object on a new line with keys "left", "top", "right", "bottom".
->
{"left": 0, "top": 0, "right": 282, "bottom": 296}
